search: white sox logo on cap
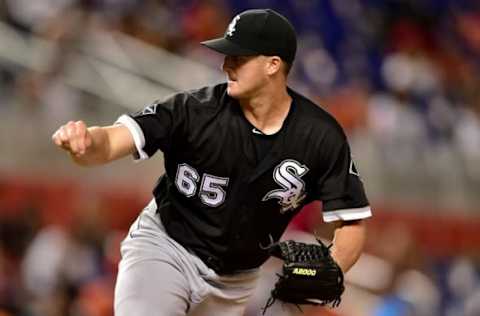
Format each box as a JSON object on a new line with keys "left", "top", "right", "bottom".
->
{"left": 226, "top": 15, "right": 240, "bottom": 37}
{"left": 202, "top": 9, "right": 297, "bottom": 63}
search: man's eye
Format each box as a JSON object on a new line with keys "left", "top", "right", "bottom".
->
{"left": 237, "top": 56, "right": 250, "bottom": 64}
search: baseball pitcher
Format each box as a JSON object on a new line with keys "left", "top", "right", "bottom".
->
{"left": 52, "top": 9, "right": 372, "bottom": 316}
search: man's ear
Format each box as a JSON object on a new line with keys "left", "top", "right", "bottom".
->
{"left": 266, "top": 56, "right": 282, "bottom": 75}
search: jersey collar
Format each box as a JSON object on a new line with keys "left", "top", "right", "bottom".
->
{"left": 247, "top": 97, "right": 297, "bottom": 183}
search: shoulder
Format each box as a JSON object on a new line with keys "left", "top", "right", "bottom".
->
{"left": 151, "top": 83, "right": 229, "bottom": 124}
{"left": 180, "top": 83, "right": 228, "bottom": 108}
{"left": 289, "top": 88, "right": 346, "bottom": 142}
{"left": 154, "top": 83, "right": 228, "bottom": 115}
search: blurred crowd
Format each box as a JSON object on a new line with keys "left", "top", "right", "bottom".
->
{"left": 0, "top": 198, "right": 124, "bottom": 316}
{"left": 2, "top": 0, "right": 480, "bottom": 145}
{"left": 1, "top": 0, "right": 480, "bottom": 315}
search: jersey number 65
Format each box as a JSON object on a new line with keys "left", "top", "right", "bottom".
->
{"left": 175, "top": 163, "right": 229, "bottom": 208}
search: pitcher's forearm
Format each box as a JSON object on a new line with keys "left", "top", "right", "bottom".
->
{"left": 329, "top": 219, "right": 366, "bottom": 273}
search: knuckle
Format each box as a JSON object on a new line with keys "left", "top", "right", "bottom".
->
{"left": 75, "top": 120, "right": 84, "bottom": 129}
{"left": 76, "top": 121, "right": 87, "bottom": 135}
{"left": 66, "top": 126, "right": 76, "bottom": 136}
{"left": 60, "top": 129, "right": 69, "bottom": 139}
{"left": 66, "top": 121, "right": 76, "bottom": 130}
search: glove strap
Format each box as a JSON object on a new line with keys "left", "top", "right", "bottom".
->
{"left": 261, "top": 295, "right": 276, "bottom": 315}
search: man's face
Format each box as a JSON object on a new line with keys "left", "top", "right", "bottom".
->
{"left": 222, "top": 55, "right": 268, "bottom": 99}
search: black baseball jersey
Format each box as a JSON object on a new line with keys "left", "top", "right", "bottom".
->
{"left": 116, "top": 83, "right": 371, "bottom": 274}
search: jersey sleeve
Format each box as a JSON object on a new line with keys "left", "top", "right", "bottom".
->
{"left": 114, "top": 92, "right": 189, "bottom": 160}
{"left": 313, "top": 131, "right": 372, "bottom": 223}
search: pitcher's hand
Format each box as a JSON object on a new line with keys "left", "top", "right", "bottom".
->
{"left": 52, "top": 120, "right": 93, "bottom": 156}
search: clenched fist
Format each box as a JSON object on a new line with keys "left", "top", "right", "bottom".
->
{"left": 52, "top": 120, "right": 93, "bottom": 156}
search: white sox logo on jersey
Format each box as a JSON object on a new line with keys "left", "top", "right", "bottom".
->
{"left": 262, "top": 159, "right": 309, "bottom": 213}
{"left": 226, "top": 15, "right": 240, "bottom": 37}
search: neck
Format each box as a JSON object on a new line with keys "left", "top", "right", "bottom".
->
{"left": 239, "top": 83, "right": 292, "bottom": 135}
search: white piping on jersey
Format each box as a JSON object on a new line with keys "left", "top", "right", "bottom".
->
{"left": 115, "top": 114, "right": 149, "bottom": 161}
{"left": 322, "top": 206, "right": 372, "bottom": 223}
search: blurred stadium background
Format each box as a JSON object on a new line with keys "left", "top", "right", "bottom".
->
{"left": 1, "top": 0, "right": 480, "bottom": 315}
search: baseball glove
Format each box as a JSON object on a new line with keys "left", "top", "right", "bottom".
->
{"left": 262, "top": 239, "right": 344, "bottom": 314}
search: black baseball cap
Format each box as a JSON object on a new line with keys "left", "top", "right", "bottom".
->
{"left": 201, "top": 9, "right": 297, "bottom": 64}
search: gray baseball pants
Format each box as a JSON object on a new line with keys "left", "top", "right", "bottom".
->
{"left": 114, "top": 199, "right": 260, "bottom": 316}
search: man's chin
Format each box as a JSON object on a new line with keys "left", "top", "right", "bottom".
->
{"left": 226, "top": 86, "right": 241, "bottom": 98}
